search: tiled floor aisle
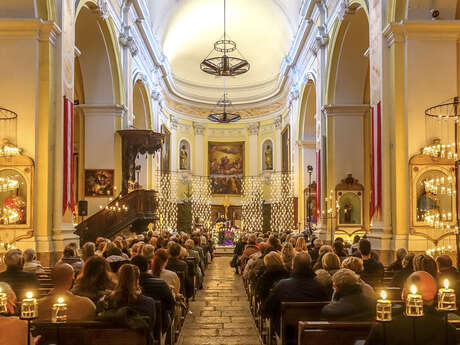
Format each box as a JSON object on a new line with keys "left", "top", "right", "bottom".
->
{"left": 177, "top": 256, "right": 262, "bottom": 345}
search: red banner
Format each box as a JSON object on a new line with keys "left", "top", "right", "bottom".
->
{"left": 370, "top": 102, "right": 382, "bottom": 221}
{"left": 63, "top": 97, "right": 75, "bottom": 215}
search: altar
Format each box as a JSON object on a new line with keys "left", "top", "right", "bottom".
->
{"left": 211, "top": 220, "right": 240, "bottom": 247}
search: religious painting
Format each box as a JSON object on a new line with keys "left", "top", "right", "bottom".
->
{"left": 179, "top": 139, "right": 190, "bottom": 170}
{"left": 209, "top": 142, "right": 244, "bottom": 195}
{"left": 161, "top": 125, "right": 170, "bottom": 172}
{"left": 262, "top": 139, "right": 273, "bottom": 170}
{"left": 84, "top": 169, "right": 114, "bottom": 197}
{"left": 335, "top": 174, "right": 364, "bottom": 228}
{"left": 281, "top": 125, "right": 290, "bottom": 172}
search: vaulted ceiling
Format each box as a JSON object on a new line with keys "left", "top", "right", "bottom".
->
{"left": 149, "top": 0, "right": 302, "bottom": 107}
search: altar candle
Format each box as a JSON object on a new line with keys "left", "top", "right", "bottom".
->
{"left": 52, "top": 297, "right": 67, "bottom": 323}
{"left": 21, "top": 292, "right": 37, "bottom": 319}
{"left": 437, "top": 279, "right": 457, "bottom": 311}
{"left": 0, "top": 288, "right": 7, "bottom": 314}
{"left": 406, "top": 285, "right": 423, "bottom": 317}
{"left": 376, "top": 290, "right": 392, "bottom": 322}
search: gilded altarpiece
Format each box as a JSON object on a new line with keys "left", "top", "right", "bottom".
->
{"left": 409, "top": 152, "right": 457, "bottom": 243}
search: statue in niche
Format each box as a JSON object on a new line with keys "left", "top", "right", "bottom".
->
{"left": 179, "top": 141, "right": 189, "bottom": 170}
{"left": 2, "top": 189, "right": 26, "bottom": 224}
{"left": 342, "top": 202, "right": 353, "bottom": 224}
{"left": 264, "top": 142, "right": 273, "bottom": 170}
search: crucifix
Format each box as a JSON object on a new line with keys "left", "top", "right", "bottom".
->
{"left": 223, "top": 195, "right": 231, "bottom": 219}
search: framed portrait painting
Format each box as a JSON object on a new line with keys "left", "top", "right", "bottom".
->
{"left": 85, "top": 169, "right": 114, "bottom": 197}
{"left": 208, "top": 142, "right": 244, "bottom": 195}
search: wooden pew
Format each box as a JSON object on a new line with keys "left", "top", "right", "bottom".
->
{"left": 298, "top": 321, "right": 373, "bottom": 345}
{"left": 36, "top": 272, "right": 54, "bottom": 298}
{"left": 279, "top": 302, "right": 329, "bottom": 345}
{"left": 33, "top": 321, "right": 149, "bottom": 345}
{"left": 373, "top": 286, "right": 401, "bottom": 302}
{"left": 185, "top": 257, "right": 197, "bottom": 301}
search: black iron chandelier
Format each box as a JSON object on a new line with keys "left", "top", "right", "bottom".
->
{"left": 208, "top": 86, "right": 241, "bottom": 123}
{"left": 200, "top": 0, "right": 250, "bottom": 77}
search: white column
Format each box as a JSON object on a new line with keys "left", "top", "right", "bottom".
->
{"left": 274, "top": 116, "right": 282, "bottom": 171}
{"left": 193, "top": 123, "right": 206, "bottom": 176}
{"left": 170, "top": 115, "right": 178, "bottom": 172}
{"left": 78, "top": 104, "right": 124, "bottom": 216}
{"left": 247, "top": 123, "right": 259, "bottom": 176}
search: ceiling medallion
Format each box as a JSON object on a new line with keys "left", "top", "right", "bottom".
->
{"left": 200, "top": 0, "right": 250, "bottom": 77}
{"left": 208, "top": 92, "right": 241, "bottom": 123}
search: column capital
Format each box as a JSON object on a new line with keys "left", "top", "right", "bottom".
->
{"left": 322, "top": 104, "right": 370, "bottom": 117}
{"left": 94, "top": 0, "right": 110, "bottom": 19}
{"left": 274, "top": 116, "right": 282, "bottom": 129}
{"left": 76, "top": 104, "right": 127, "bottom": 117}
{"left": 193, "top": 123, "right": 206, "bottom": 135}
{"left": 247, "top": 122, "right": 260, "bottom": 136}
{"left": 170, "top": 115, "right": 178, "bottom": 130}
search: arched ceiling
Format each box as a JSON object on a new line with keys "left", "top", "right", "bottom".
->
{"left": 149, "top": 0, "right": 302, "bottom": 106}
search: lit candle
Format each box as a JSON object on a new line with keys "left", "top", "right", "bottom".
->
{"left": 406, "top": 285, "right": 423, "bottom": 317}
{"left": 52, "top": 297, "right": 67, "bottom": 323}
{"left": 437, "top": 279, "right": 457, "bottom": 311}
{"left": 0, "top": 288, "right": 7, "bottom": 314}
{"left": 376, "top": 290, "right": 392, "bottom": 322}
{"left": 21, "top": 292, "right": 37, "bottom": 319}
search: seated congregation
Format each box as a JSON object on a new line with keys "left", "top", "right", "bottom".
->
{"left": 0, "top": 231, "right": 212, "bottom": 345}
{"left": 238, "top": 233, "right": 460, "bottom": 345}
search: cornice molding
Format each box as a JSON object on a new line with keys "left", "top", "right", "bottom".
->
{"left": 322, "top": 104, "right": 370, "bottom": 117}
{"left": 76, "top": 104, "right": 126, "bottom": 117}
{"left": 0, "top": 19, "right": 61, "bottom": 45}
{"left": 383, "top": 21, "right": 460, "bottom": 47}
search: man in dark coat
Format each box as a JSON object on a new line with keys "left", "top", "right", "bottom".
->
{"left": 358, "top": 239, "right": 384, "bottom": 286}
{"left": 166, "top": 242, "right": 192, "bottom": 298}
{"left": 131, "top": 255, "right": 174, "bottom": 333}
{"left": 0, "top": 249, "right": 39, "bottom": 300}
{"left": 365, "top": 271, "right": 456, "bottom": 345}
{"left": 267, "top": 252, "right": 328, "bottom": 338}
{"left": 436, "top": 254, "right": 460, "bottom": 290}
{"left": 321, "top": 268, "right": 376, "bottom": 320}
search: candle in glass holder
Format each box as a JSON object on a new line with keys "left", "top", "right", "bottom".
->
{"left": 406, "top": 285, "right": 424, "bottom": 317}
{"left": 52, "top": 297, "right": 67, "bottom": 323}
{"left": 0, "top": 288, "right": 7, "bottom": 314}
{"left": 437, "top": 279, "right": 457, "bottom": 311}
{"left": 21, "top": 292, "right": 37, "bottom": 319}
{"left": 376, "top": 290, "right": 392, "bottom": 322}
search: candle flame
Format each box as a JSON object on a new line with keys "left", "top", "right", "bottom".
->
{"left": 57, "top": 297, "right": 64, "bottom": 304}
{"left": 444, "top": 279, "right": 449, "bottom": 290}
{"left": 0, "top": 288, "right": 2, "bottom": 294}
{"left": 410, "top": 285, "right": 417, "bottom": 295}
{"left": 26, "top": 292, "right": 33, "bottom": 299}
{"left": 381, "top": 290, "right": 387, "bottom": 300}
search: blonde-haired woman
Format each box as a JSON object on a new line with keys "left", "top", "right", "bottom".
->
{"left": 281, "top": 242, "right": 296, "bottom": 271}
{"left": 255, "top": 251, "right": 289, "bottom": 316}
{"left": 295, "top": 237, "right": 307, "bottom": 253}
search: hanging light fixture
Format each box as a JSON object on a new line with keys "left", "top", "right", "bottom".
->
{"left": 200, "top": 0, "right": 250, "bottom": 77}
{"left": 208, "top": 79, "right": 241, "bottom": 123}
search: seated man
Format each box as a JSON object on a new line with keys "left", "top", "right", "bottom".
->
{"left": 358, "top": 239, "right": 384, "bottom": 286}
{"left": 267, "top": 252, "right": 329, "bottom": 338}
{"left": 365, "top": 271, "right": 456, "bottom": 345}
{"left": 38, "top": 263, "right": 96, "bottom": 321}
{"left": 321, "top": 268, "right": 376, "bottom": 320}
{"left": 436, "top": 254, "right": 460, "bottom": 290}
{"left": 0, "top": 282, "right": 37, "bottom": 345}
{"left": 22, "top": 249, "right": 45, "bottom": 274}
{"left": 166, "top": 242, "right": 191, "bottom": 296}
{"left": 58, "top": 247, "right": 84, "bottom": 275}
{"left": 0, "top": 249, "right": 39, "bottom": 299}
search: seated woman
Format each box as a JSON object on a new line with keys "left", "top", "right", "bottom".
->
{"left": 0, "top": 282, "right": 38, "bottom": 345}
{"left": 321, "top": 268, "right": 376, "bottom": 320}
{"left": 255, "top": 251, "right": 289, "bottom": 316}
{"left": 72, "top": 256, "right": 116, "bottom": 304}
{"left": 152, "top": 249, "right": 181, "bottom": 296}
{"left": 97, "top": 264, "right": 156, "bottom": 329}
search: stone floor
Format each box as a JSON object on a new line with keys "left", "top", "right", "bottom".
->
{"left": 177, "top": 256, "right": 262, "bottom": 345}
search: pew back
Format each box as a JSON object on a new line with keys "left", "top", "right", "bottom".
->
{"left": 33, "top": 321, "right": 148, "bottom": 345}
{"left": 298, "top": 321, "right": 373, "bottom": 345}
{"left": 280, "top": 302, "right": 329, "bottom": 345}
